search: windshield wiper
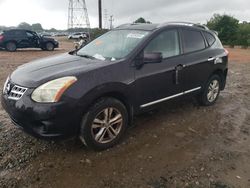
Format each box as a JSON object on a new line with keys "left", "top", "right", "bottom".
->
{"left": 76, "top": 53, "right": 95, "bottom": 59}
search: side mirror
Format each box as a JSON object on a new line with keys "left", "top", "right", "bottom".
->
{"left": 144, "top": 52, "right": 163, "bottom": 64}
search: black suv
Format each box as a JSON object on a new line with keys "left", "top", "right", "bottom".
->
{"left": 0, "top": 29, "right": 59, "bottom": 52}
{"left": 1, "top": 22, "right": 228, "bottom": 150}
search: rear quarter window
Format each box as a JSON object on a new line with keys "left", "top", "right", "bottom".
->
{"left": 182, "top": 29, "right": 206, "bottom": 53}
{"left": 6, "top": 30, "right": 24, "bottom": 36}
{"left": 204, "top": 32, "right": 216, "bottom": 46}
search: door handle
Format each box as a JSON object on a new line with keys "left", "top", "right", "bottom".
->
{"left": 208, "top": 57, "right": 215, "bottom": 62}
{"left": 175, "top": 64, "right": 185, "bottom": 85}
{"left": 175, "top": 64, "right": 186, "bottom": 71}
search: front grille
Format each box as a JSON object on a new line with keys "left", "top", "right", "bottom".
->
{"left": 8, "top": 85, "right": 27, "bottom": 100}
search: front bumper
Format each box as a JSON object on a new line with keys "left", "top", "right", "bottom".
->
{"left": 54, "top": 42, "right": 59, "bottom": 48}
{"left": 1, "top": 88, "right": 82, "bottom": 139}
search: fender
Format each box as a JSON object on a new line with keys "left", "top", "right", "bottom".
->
{"left": 74, "top": 82, "right": 135, "bottom": 126}
{"left": 77, "top": 82, "right": 135, "bottom": 113}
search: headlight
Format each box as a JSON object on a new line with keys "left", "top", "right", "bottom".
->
{"left": 31, "top": 76, "right": 77, "bottom": 103}
{"left": 3, "top": 76, "right": 9, "bottom": 93}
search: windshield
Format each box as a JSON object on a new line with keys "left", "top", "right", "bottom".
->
{"left": 77, "top": 30, "right": 149, "bottom": 61}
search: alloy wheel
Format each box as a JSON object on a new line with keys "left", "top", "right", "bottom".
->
{"left": 91, "top": 107, "right": 123, "bottom": 144}
{"left": 46, "top": 43, "right": 54, "bottom": 51}
{"left": 207, "top": 80, "right": 220, "bottom": 102}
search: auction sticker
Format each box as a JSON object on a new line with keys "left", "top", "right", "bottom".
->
{"left": 127, "top": 33, "right": 145, "bottom": 39}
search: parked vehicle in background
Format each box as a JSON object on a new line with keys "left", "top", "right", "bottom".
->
{"left": 0, "top": 29, "right": 59, "bottom": 52}
{"left": 68, "top": 32, "right": 89, "bottom": 40}
{"left": 53, "top": 33, "right": 68, "bottom": 37}
{"left": 40, "top": 33, "right": 52, "bottom": 37}
{"left": 1, "top": 22, "right": 228, "bottom": 150}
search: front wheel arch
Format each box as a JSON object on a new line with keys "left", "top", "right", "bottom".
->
{"left": 74, "top": 83, "right": 135, "bottom": 127}
{"left": 80, "top": 91, "right": 134, "bottom": 129}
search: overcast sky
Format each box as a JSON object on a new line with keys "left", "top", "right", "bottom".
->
{"left": 0, "top": 0, "right": 249, "bottom": 29}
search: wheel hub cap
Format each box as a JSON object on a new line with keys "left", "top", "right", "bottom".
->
{"left": 207, "top": 80, "right": 219, "bottom": 102}
{"left": 91, "top": 107, "right": 123, "bottom": 144}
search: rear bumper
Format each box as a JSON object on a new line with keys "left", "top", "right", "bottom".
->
{"left": 1, "top": 90, "right": 82, "bottom": 139}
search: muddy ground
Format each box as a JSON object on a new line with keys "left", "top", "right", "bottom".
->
{"left": 0, "top": 38, "right": 250, "bottom": 188}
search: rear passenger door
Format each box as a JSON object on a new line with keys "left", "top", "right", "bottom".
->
{"left": 179, "top": 28, "right": 212, "bottom": 91}
{"left": 18, "top": 30, "right": 31, "bottom": 48}
{"left": 8, "top": 30, "right": 29, "bottom": 48}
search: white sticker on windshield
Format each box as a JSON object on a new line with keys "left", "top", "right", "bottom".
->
{"left": 127, "top": 33, "right": 145, "bottom": 39}
{"left": 93, "top": 54, "right": 106, "bottom": 61}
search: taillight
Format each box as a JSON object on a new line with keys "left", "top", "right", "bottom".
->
{"left": 0, "top": 35, "right": 4, "bottom": 41}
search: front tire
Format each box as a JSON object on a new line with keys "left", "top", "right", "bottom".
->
{"left": 198, "top": 75, "right": 221, "bottom": 106}
{"left": 79, "top": 98, "right": 128, "bottom": 150}
{"left": 45, "top": 42, "right": 54, "bottom": 51}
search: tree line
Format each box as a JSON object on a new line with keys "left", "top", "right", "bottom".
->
{"left": 207, "top": 14, "right": 250, "bottom": 48}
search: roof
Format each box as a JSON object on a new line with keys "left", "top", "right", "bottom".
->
{"left": 115, "top": 22, "right": 209, "bottom": 31}
{"left": 4, "top": 29, "right": 34, "bottom": 32}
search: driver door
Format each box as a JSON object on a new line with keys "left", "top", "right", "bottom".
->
{"left": 26, "top": 31, "right": 39, "bottom": 47}
{"left": 134, "top": 29, "right": 184, "bottom": 109}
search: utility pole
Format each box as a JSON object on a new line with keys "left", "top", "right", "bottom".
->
{"left": 109, "top": 15, "right": 114, "bottom": 30}
{"left": 98, "top": 0, "right": 102, "bottom": 29}
{"left": 104, "top": 9, "right": 108, "bottom": 29}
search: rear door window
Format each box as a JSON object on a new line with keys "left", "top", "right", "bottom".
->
{"left": 182, "top": 29, "right": 206, "bottom": 53}
{"left": 204, "top": 32, "right": 216, "bottom": 46}
{"left": 144, "top": 29, "right": 180, "bottom": 59}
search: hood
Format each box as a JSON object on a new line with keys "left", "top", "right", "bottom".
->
{"left": 10, "top": 53, "right": 108, "bottom": 88}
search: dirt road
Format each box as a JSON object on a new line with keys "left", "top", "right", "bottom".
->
{"left": 0, "top": 40, "right": 250, "bottom": 188}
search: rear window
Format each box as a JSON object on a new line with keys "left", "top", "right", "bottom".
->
{"left": 182, "top": 29, "right": 206, "bottom": 53}
{"left": 204, "top": 32, "right": 216, "bottom": 46}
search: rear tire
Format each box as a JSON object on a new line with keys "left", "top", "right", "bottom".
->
{"left": 79, "top": 98, "right": 128, "bottom": 150}
{"left": 198, "top": 75, "right": 221, "bottom": 106}
{"left": 5, "top": 42, "right": 17, "bottom": 52}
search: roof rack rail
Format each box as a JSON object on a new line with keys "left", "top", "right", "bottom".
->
{"left": 116, "top": 23, "right": 132, "bottom": 28}
{"left": 116, "top": 23, "right": 142, "bottom": 29}
{"left": 157, "top": 22, "right": 209, "bottom": 30}
{"left": 193, "top": 24, "right": 209, "bottom": 30}
{"left": 116, "top": 22, "right": 152, "bottom": 29}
